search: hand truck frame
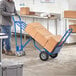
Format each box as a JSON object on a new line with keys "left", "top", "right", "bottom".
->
{"left": 12, "top": 16, "right": 72, "bottom": 61}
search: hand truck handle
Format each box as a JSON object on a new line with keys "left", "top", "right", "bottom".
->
{"left": 12, "top": 16, "right": 23, "bottom": 51}
{"left": 12, "top": 16, "right": 21, "bottom": 22}
{"left": 58, "top": 29, "right": 72, "bottom": 46}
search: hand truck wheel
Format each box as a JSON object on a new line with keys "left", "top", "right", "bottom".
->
{"left": 16, "top": 51, "right": 25, "bottom": 57}
{"left": 50, "top": 53, "right": 58, "bottom": 58}
{"left": 15, "top": 52, "right": 22, "bottom": 57}
{"left": 39, "top": 51, "right": 49, "bottom": 61}
{"left": 22, "top": 51, "right": 26, "bottom": 56}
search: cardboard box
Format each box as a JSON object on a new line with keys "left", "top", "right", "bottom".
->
{"left": 64, "top": 11, "right": 76, "bottom": 18}
{"left": 29, "top": 11, "right": 35, "bottom": 15}
{"left": 20, "top": 7, "right": 30, "bottom": 15}
{"left": 25, "top": 22, "right": 52, "bottom": 34}
{"left": 55, "top": 35, "right": 62, "bottom": 41}
{"left": 25, "top": 22, "right": 61, "bottom": 52}
{"left": 26, "top": 22, "right": 45, "bottom": 28}
{"left": 34, "top": 28, "right": 53, "bottom": 46}
{"left": 34, "top": 32, "right": 52, "bottom": 47}
{"left": 25, "top": 27, "right": 45, "bottom": 38}
{"left": 25, "top": 22, "right": 47, "bottom": 37}
{"left": 25, "top": 22, "right": 53, "bottom": 46}
{"left": 69, "top": 20, "right": 76, "bottom": 23}
{"left": 69, "top": 25, "right": 76, "bottom": 33}
{"left": 37, "top": 28, "right": 53, "bottom": 35}
{"left": 25, "top": 23, "right": 45, "bottom": 38}
{"left": 44, "top": 35, "right": 61, "bottom": 52}
{"left": 26, "top": 28, "right": 37, "bottom": 38}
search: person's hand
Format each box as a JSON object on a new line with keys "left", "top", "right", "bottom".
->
{"left": 11, "top": 13, "right": 15, "bottom": 16}
{"left": 15, "top": 13, "right": 19, "bottom": 16}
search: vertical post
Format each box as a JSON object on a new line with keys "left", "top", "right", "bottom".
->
{"left": 47, "top": 18, "right": 49, "bottom": 31}
{"left": 14, "top": 21, "right": 18, "bottom": 51}
{"left": 12, "top": 16, "right": 18, "bottom": 51}
{"left": 55, "top": 19, "right": 57, "bottom": 35}
{"left": 0, "top": 39, "right": 2, "bottom": 62}
{"left": 19, "top": 16, "right": 23, "bottom": 51}
{"left": 0, "top": 65, "right": 1, "bottom": 76}
{"left": 33, "top": 0, "right": 34, "bottom": 4}
{"left": 0, "top": 39, "right": 2, "bottom": 76}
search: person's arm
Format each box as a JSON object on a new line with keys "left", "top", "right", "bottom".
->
{"left": 14, "top": 6, "right": 19, "bottom": 16}
{"left": 0, "top": 1, "right": 12, "bottom": 16}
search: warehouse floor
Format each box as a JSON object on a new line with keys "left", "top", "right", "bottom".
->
{"left": 2, "top": 37, "right": 76, "bottom": 76}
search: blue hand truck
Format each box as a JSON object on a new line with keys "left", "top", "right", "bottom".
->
{"left": 12, "top": 16, "right": 72, "bottom": 61}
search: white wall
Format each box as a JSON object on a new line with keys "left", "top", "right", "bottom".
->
{"left": 68, "top": 0, "right": 76, "bottom": 10}
{"left": 13, "top": 0, "right": 69, "bottom": 36}
{"left": 14, "top": 0, "right": 69, "bottom": 14}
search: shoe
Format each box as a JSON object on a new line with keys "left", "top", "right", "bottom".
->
{"left": 5, "top": 51, "right": 15, "bottom": 56}
{"left": 2, "top": 49, "right": 5, "bottom": 54}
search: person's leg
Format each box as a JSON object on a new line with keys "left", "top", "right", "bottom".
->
{"left": 1, "top": 26, "right": 7, "bottom": 53}
{"left": 1, "top": 25, "right": 15, "bottom": 55}
{"left": 2, "top": 39, "right": 5, "bottom": 53}
{"left": 4, "top": 26, "right": 15, "bottom": 55}
{"left": 5, "top": 26, "right": 11, "bottom": 51}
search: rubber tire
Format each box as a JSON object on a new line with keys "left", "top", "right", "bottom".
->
{"left": 22, "top": 51, "right": 26, "bottom": 56}
{"left": 50, "top": 53, "right": 58, "bottom": 58}
{"left": 39, "top": 51, "right": 49, "bottom": 61}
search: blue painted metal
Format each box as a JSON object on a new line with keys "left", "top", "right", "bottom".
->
{"left": 43, "top": 48, "right": 52, "bottom": 55}
{"left": 33, "top": 40, "right": 51, "bottom": 55}
{"left": 50, "top": 29, "right": 72, "bottom": 55}
{"left": 52, "top": 46, "right": 62, "bottom": 54}
{"left": 12, "top": 16, "right": 72, "bottom": 57}
{"left": 42, "top": 29, "right": 72, "bottom": 55}
{"left": 15, "top": 21, "right": 27, "bottom": 30}
{"left": 33, "top": 40, "right": 42, "bottom": 52}
{"left": 12, "top": 16, "right": 18, "bottom": 51}
{"left": 57, "top": 29, "right": 72, "bottom": 47}
{"left": 23, "top": 37, "right": 32, "bottom": 48}
{"left": 12, "top": 16, "right": 27, "bottom": 52}
{"left": 19, "top": 17, "right": 23, "bottom": 51}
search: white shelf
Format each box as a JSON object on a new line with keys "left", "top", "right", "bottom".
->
{"left": 71, "top": 33, "right": 76, "bottom": 35}
{"left": 20, "top": 15, "right": 58, "bottom": 20}
{"left": 0, "top": 33, "right": 8, "bottom": 39}
{"left": 20, "top": 15, "right": 48, "bottom": 19}
{"left": 64, "top": 18, "right": 76, "bottom": 20}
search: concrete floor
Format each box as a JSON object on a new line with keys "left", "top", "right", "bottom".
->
{"left": 2, "top": 37, "right": 76, "bottom": 76}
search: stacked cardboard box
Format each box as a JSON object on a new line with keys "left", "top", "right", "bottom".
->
{"left": 25, "top": 22, "right": 61, "bottom": 52}
{"left": 20, "top": 7, "right": 30, "bottom": 15}
{"left": 29, "top": 11, "right": 35, "bottom": 15}
{"left": 69, "top": 25, "right": 76, "bottom": 33}
{"left": 64, "top": 11, "right": 76, "bottom": 18}
{"left": 25, "top": 23, "right": 45, "bottom": 38}
{"left": 34, "top": 28, "right": 53, "bottom": 47}
{"left": 44, "top": 35, "right": 61, "bottom": 52}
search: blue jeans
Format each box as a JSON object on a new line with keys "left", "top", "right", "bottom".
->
{"left": 1, "top": 25, "right": 11, "bottom": 51}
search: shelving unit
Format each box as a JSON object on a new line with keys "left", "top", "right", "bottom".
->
{"left": 20, "top": 14, "right": 58, "bottom": 31}
{"left": 71, "top": 33, "right": 76, "bottom": 35}
{"left": 65, "top": 18, "right": 76, "bottom": 43}
{"left": 12, "top": 13, "right": 61, "bottom": 36}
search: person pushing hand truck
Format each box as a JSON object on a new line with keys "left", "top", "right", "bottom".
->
{"left": 0, "top": 0, "right": 18, "bottom": 55}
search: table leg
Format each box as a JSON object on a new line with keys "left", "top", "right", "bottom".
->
{"left": 0, "top": 39, "right": 2, "bottom": 62}
{"left": 0, "top": 39, "right": 2, "bottom": 76}
{"left": 0, "top": 64, "right": 2, "bottom": 76}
